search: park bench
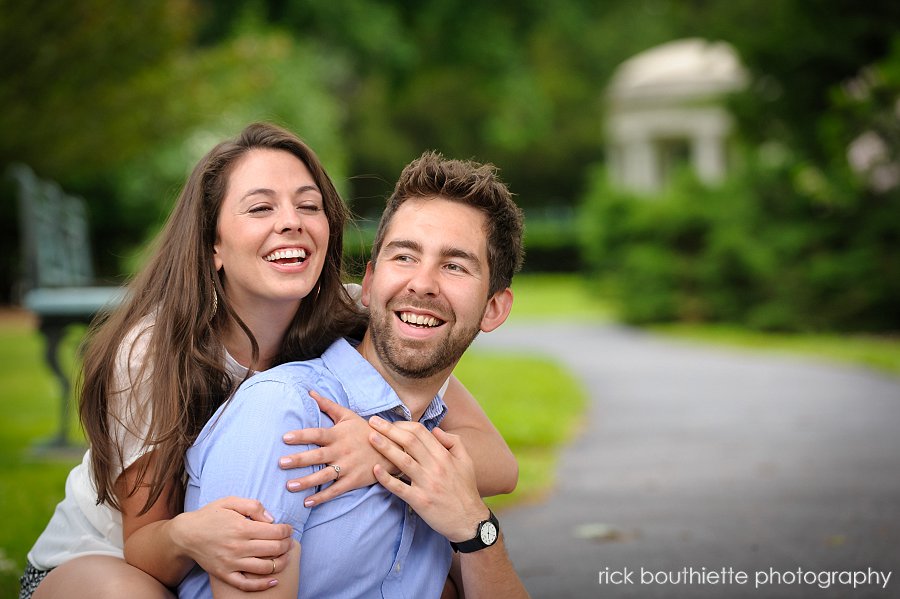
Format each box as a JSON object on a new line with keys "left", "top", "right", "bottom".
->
{"left": 9, "top": 163, "right": 125, "bottom": 449}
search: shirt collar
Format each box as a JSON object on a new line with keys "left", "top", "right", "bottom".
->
{"left": 320, "top": 338, "right": 447, "bottom": 427}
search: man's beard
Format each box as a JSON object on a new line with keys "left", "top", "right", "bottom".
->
{"left": 368, "top": 301, "right": 483, "bottom": 379}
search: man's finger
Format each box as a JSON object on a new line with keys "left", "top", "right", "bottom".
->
{"left": 373, "top": 464, "right": 416, "bottom": 503}
{"left": 368, "top": 416, "right": 437, "bottom": 467}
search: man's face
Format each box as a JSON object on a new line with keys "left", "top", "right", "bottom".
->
{"left": 362, "top": 197, "right": 510, "bottom": 380}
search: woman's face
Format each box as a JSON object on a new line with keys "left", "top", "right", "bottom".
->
{"left": 213, "top": 148, "right": 330, "bottom": 320}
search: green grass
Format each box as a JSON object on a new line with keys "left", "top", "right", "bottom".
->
{"left": 455, "top": 351, "right": 587, "bottom": 511}
{"left": 649, "top": 323, "right": 900, "bottom": 376}
{"left": 508, "top": 273, "right": 614, "bottom": 322}
{"left": 0, "top": 313, "right": 86, "bottom": 597}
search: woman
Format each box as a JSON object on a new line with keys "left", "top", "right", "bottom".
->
{"left": 22, "top": 123, "right": 517, "bottom": 599}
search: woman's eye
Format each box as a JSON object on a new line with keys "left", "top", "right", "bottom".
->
{"left": 297, "top": 204, "right": 322, "bottom": 214}
{"left": 248, "top": 205, "right": 272, "bottom": 214}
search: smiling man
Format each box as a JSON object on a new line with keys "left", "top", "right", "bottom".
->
{"left": 179, "top": 151, "right": 527, "bottom": 599}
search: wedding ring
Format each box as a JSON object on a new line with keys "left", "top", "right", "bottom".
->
{"left": 270, "top": 558, "right": 276, "bottom": 575}
{"left": 329, "top": 464, "right": 342, "bottom": 480}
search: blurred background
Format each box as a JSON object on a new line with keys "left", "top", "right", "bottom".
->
{"left": 2, "top": 0, "right": 898, "bottom": 333}
{"left": 2, "top": 0, "right": 900, "bottom": 596}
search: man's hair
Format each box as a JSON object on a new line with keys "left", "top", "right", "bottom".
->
{"left": 371, "top": 151, "right": 525, "bottom": 296}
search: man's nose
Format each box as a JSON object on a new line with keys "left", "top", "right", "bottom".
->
{"left": 407, "top": 264, "right": 439, "bottom": 296}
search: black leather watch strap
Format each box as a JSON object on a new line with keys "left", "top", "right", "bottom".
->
{"left": 450, "top": 510, "right": 499, "bottom": 553}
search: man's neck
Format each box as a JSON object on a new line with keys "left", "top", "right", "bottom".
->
{"left": 356, "top": 333, "right": 452, "bottom": 422}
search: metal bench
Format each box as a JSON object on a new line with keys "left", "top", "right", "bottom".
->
{"left": 9, "top": 164, "right": 125, "bottom": 449}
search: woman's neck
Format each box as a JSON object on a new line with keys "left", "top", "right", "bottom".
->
{"left": 223, "top": 305, "right": 297, "bottom": 371}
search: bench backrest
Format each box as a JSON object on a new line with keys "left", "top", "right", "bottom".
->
{"left": 9, "top": 163, "right": 95, "bottom": 290}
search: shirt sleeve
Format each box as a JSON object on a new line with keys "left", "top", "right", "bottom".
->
{"left": 189, "top": 374, "right": 324, "bottom": 541}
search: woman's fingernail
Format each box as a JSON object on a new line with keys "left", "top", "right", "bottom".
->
{"left": 283, "top": 433, "right": 295, "bottom": 443}
{"left": 287, "top": 481, "right": 301, "bottom": 492}
{"left": 370, "top": 432, "right": 383, "bottom": 446}
{"left": 279, "top": 457, "right": 291, "bottom": 467}
{"left": 304, "top": 498, "right": 315, "bottom": 508}
{"left": 369, "top": 415, "right": 384, "bottom": 427}
{"left": 263, "top": 510, "right": 274, "bottom": 522}
{"left": 269, "top": 580, "right": 279, "bottom": 587}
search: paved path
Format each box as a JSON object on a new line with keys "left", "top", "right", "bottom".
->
{"left": 473, "top": 323, "right": 900, "bottom": 599}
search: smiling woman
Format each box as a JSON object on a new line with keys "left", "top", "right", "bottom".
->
{"left": 213, "top": 148, "right": 332, "bottom": 369}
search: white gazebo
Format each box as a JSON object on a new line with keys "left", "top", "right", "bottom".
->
{"left": 606, "top": 38, "right": 748, "bottom": 194}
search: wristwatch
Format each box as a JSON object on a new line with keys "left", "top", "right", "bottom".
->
{"left": 450, "top": 510, "right": 499, "bottom": 553}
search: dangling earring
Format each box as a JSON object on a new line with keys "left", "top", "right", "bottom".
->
{"left": 210, "top": 287, "right": 218, "bottom": 320}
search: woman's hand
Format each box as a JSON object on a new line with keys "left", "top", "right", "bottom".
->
{"left": 171, "top": 496, "right": 293, "bottom": 591}
{"left": 279, "top": 391, "right": 398, "bottom": 506}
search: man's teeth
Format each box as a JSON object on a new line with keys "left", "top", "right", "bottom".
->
{"left": 265, "top": 248, "right": 307, "bottom": 262}
{"left": 400, "top": 312, "right": 441, "bottom": 327}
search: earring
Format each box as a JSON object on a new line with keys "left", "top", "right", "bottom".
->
{"left": 210, "top": 287, "right": 218, "bottom": 320}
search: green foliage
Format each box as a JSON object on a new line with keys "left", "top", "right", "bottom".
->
{"left": 579, "top": 141, "right": 900, "bottom": 332}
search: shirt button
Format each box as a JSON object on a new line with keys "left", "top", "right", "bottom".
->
{"left": 407, "top": 505, "right": 414, "bottom": 516}
{"left": 395, "top": 562, "right": 401, "bottom": 573}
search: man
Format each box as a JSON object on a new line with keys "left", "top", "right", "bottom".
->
{"left": 179, "top": 151, "right": 528, "bottom": 598}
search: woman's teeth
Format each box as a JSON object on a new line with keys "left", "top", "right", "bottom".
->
{"left": 265, "top": 248, "right": 307, "bottom": 263}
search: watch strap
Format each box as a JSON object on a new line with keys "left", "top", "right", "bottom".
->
{"left": 450, "top": 510, "right": 499, "bottom": 553}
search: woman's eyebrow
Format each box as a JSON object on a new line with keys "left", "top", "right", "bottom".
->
{"left": 239, "top": 184, "right": 321, "bottom": 202}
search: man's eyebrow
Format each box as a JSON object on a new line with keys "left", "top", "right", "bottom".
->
{"left": 384, "top": 239, "right": 423, "bottom": 253}
{"left": 442, "top": 247, "right": 481, "bottom": 270}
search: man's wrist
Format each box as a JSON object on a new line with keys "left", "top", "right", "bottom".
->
{"left": 450, "top": 509, "right": 499, "bottom": 553}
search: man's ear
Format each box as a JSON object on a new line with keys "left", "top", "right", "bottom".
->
{"left": 360, "top": 261, "right": 374, "bottom": 307}
{"left": 480, "top": 287, "right": 513, "bottom": 333}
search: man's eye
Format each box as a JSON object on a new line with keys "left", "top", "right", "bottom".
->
{"left": 446, "top": 263, "right": 467, "bottom": 273}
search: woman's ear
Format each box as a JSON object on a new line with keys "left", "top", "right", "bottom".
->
{"left": 213, "top": 243, "right": 223, "bottom": 272}
{"left": 479, "top": 287, "right": 513, "bottom": 333}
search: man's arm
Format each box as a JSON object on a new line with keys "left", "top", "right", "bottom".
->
{"left": 183, "top": 377, "right": 321, "bottom": 598}
{"left": 368, "top": 416, "right": 530, "bottom": 599}
{"left": 119, "top": 454, "right": 293, "bottom": 591}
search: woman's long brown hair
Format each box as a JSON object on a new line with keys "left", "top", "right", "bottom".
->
{"left": 80, "top": 122, "right": 366, "bottom": 515}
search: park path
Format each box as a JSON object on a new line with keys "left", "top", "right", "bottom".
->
{"left": 472, "top": 322, "right": 900, "bottom": 599}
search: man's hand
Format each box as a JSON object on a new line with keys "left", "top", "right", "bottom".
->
{"left": 279, "top": 391, "right": 397, "bottom": 507}
{"left": 368, "top": 415, "right": 489, "bottom": 542}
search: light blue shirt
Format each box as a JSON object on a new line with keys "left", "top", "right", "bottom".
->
{"left": 178, "top": 338, "right": 451, "bottom": 599}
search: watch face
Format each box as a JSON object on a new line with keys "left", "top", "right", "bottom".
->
{"left": 480, "top": 521, "right": 498, "bottom": 546}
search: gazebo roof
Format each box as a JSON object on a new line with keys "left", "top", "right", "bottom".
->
{"left": 609, "top": 38, "right": 747, "bottom": 103}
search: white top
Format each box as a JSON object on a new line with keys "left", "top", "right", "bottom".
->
{"left": 27, "top": 317, "right": 247, "bottom": 569}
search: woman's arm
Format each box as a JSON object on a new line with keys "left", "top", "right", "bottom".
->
{"left": 280, "top": 377, "right": 517, "bottom": 505}
{"left": 119, "top": 453, "right": 293, "bottom": 591}
{"left": 439, "top": 376, "right": 518, "bottom": 496}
